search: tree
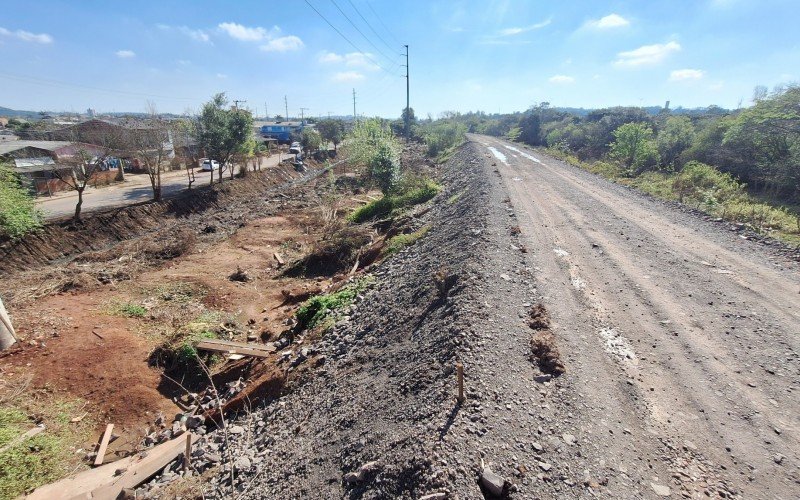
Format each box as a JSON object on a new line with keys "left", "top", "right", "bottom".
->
{"left": 171, "top": 118, "right": 199, "bottom": 189}
{"left": 316, "top": 119, "right": 345, "bottom": 151}
{"left": 301, "top": 128, "right": 322, "bottom": 154}
{"left": 51, "top": 148, "right": 104, "bottom": 221}
{"left": 131, "top": 103, "right": 172, "bottom": 201}
{"left": 610, "top": 122, "right": 660, "bottom": 175}
{"left": 195, "top": 93, "right": 254, "bottom": 184}
{"left": 0, "top": 162, "right": 42, "bottom": 239}
{"left": 657, "top": 116, "right": 695, "bottom": 167}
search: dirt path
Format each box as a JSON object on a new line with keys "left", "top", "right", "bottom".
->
{"left": 471, "top": 134, "right": 799, "bottom": 498}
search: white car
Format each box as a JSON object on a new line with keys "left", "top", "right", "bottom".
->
{"left": 200, "top": 159, "right": 227, "bottom": 173}
{"left": 289, "top": 142, "right": 302, "bottom": 155}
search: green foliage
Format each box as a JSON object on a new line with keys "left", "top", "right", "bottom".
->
{"left": 176, "top": 330, "right": 216, "bottom": 365}
{"left": 417, "top": 120, "right": 467, "bottom": 157}
{"left": 109, "top": 301, "right": 148, "bottom": 318}
{"left": 0, "top": 163, "right": 42, "bottom": 240}
{"left": 296, "top": 277, "right": 374, "bottom": 330}
{"left": 348, "top": 177, "right": 441, "bottom": 223}
{"left": 301, "top": 128, "right": 323, "bottom": 152}
{"left": 610, "top": 122, "right": 660, "bottom": 175}
{"left": 316, "top": 119, "right": 345, "bottom": 150}
{"left": 346, "top": 118, "right": 402, "bottom": 193}
{"left": 657, "top": 116, "right": 695, "bottom": 167}
{"left": 386, "top": 224, "right": 431, "bottom": 254}
{"left": 0, "top": 399, "right": 92, "bottom": 499}
{"left": 506, "top": 126, "right": 521, "bottom": 142}
{"left": 672, "top": 161, "right": 745, "bottom": 206}
{"left": 195, "top": 93, "right": 254, "bottom": 176}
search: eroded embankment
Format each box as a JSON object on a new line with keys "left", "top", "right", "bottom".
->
{"left": 0, "top": 164, "right": 319, "bottom": 276}
{"left": 143, "top": 143, "right": 493, "bottom": 499}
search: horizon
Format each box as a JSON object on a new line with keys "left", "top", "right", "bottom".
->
{"left": 1, "top": 0, "right": 798, "bottom": 118}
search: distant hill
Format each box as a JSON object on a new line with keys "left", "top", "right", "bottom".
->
{"left": 0, "top": 106, "right": 42, "bottom": 118}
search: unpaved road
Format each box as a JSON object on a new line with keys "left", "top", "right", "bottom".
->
{"left": 472, "top": 134, "right": 799, "bottom": 498}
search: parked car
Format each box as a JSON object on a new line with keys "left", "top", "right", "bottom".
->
{"left": 289, "top": 142, "right": 302, "bottom": 155}
{"left": 200, "top": 158, "right": 227, "bottom": 173}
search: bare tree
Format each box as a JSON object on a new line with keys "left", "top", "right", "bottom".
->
{"left": 51, "top": 147, "right": 105, "bottom": 221}
{"left": 130, "top": 103, "right": 173, "bottom": 201}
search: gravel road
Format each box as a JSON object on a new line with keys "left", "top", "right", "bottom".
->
{"left": 469, "top": 133, "right": 799, "bottom": 498}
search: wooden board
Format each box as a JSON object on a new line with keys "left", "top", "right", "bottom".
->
{"left": 94, "top": 424, "right": 114, "bottom": 466}
{"left": 196, "top": 339, "right": 275, "bottom": 359}
{"left": 26, "top": 433, "right": 198, "bottom": 500}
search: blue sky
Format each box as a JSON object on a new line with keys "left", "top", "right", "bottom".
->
{"left": 1, "top": 0, "right": 798, "bottom": 118}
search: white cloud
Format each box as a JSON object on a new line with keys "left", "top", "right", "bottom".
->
{"left": 216, "top": 73, "right": 228, "bottom": 79}
{"left": 0, "top": 27, "right": 53, "bottom": 44}
{"left": 331, "top": 71, "right": 365, "bottom": 83}
{"left": 498, "top": 18, "right": 552, "bottom": 36}
{"left": 260, "top": 35, "right": 304, "bottom": 52}
{"left": 218, "top": 22, "right": 271, "bottom": 41}
{"left": 318, "top": 51, "right": 378, "bottom": 70}
{"left": 549, "top": 75, "right": 575, "bottom": 84}
{"left": 158, "top": 24, "right": 210, "bottom": 43}
{"left": 614, "top": 41, "right": 681, "bottom": 67}
{"left": 116, "top": 50, "right": 136, "bottom": 58}
{"left": 669, "top": 69, "right": 705, "bottom": 81}
{"left": 586, "top": 14, "right": 630, "bottom": 29}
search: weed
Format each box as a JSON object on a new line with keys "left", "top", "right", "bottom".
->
{"left": 0, "top": 397, "right": 93, "bottom": 498}
{"left": 295, "top": 277, "right": 375, "bottom": 330}
{"left": 386, "top": 224, "right": 432, "bottom": 254}
{"left": 446, "top": 191, "right": 464, "bottom": 205}
{"left": 107, "top": 301, "right": 148, "bottom": 318}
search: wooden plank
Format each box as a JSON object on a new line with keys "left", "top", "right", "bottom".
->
{"left": 198, "top": 338, "right": 275, "bottom": 351}
{"left": 26, "top": 433, "right": 198, "bottom": 500}
{"left": 196, "top": 341, "right": 272, "bottom": 359}
{"left": 94, "top": 424, "right": 114, "bottom": 466}
{"left": 0, "top": 425, "right": 44, "bottom": 454}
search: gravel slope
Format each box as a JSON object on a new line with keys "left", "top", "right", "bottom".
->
{"left": 151, "top": 138, "right": 797, "bottom": 499}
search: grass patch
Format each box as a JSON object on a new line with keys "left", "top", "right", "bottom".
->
{"left": 447, "top": 190, "right": 465, "bottom": 205}
{"left": 148, "top": 310, "right": 223, "bottom": 377}
{"left": 296, "top": 277, "right": 375, "bottom": 330}
{"left": 107, "top": 301, "right": 148, "bottom": 318}
{"left": 386, "top": 224, "right": 432, "bottom": 254}
{"left": 0, "top": 396, "right": 93, "bottom": 498}
{"left": 348, "top": 178, "right": 441, "bottom": 223}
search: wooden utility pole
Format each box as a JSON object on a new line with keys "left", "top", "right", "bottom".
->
{"left": 352, "top": 88, "right": 357, "bottom": 122}
{"left": 0, "top": 296, "right": 17, "bottom": 350}
{"left": 284, "top": 96, "right": 289, "bottom": 121}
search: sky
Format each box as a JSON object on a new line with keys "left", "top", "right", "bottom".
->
{"left": 1, "top": 0, "right": 798, "bottom": 119}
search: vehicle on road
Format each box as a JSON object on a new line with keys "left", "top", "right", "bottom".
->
{"left": 200, "top": 158, "right": 227, "bottom": 173}
{"left": 289, "top": 142, "right": 302, "bottom": 155}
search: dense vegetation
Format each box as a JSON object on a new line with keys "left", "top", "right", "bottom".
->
{"left": 0, "top": 162, "right": 42, "bottom": 240}
{"left": 445, "top": 85, "right": 800, "bottom": 241}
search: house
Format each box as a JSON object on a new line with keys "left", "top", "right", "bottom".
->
{"left": 0, "top": 140, "right": 117, "bottom": 195}
{"left": 257, "top": 121, "right": 310, "bottom": 143}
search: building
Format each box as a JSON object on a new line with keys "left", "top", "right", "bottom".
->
{"left": 257, "top": 121, "right": 309, "bottom": 143}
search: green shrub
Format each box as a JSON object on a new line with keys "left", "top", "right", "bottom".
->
{"left": 346, "top": 118, "right": 402, "bottom": 194}
{"left": 370, "top": 141, "right": 401, "bottom": 193}
{"left": 108, "top": 301, "right": 148, "bottom": 318}
{"left": 348, "top": 178, "right": 441, "bottom": 223}
{"left": 386, "top": 224, "right": 431, "bottom": 254}
{"left": 626, "top": 172, "right": 678, "bottom": 200}
{"left": 296, "top": 277, "right": 374, "bottom": 330}
{"left": 419, "top": 121, "right": 467, "bottom": 157}
{"left": 0, "top": 163, "right": 42, "bottom": 240}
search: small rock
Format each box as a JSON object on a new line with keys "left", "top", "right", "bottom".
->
{"left": 562, "top": 433, "right": 576, "bottom": 445}
{"left": 480, "top": 467, "right": 505, "bottom": 497}
{"left": 228, "top": 425, "right": 245, "bottom": 435}
{"left": 234, "top": 456, "right": 251, "bottom": 470}
{"left": 205, "top": 452, "right": 222, "bottom": 463}
{"left": 538, "top": 462, "right": 552, "bottom": 472}
{"left": 419, "top": 494, "right": 447, "bottom": 500}
{"left": 773, "top": 453, "right": 785, "bottom": 465}
{"left": 651, "top": 482, "right": 671, "bottom": 496}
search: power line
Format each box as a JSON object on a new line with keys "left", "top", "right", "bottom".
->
{"left": 346, "top": 0, "right": 398, "bottom": 53}
{"left": 330, "top": 0, "right": 393, "bottom": 63}
{"left": 0, "top": 71, "right": 199, "bottom": 102}
{"left": 303, "top": 0, "right": 399, "bottom": 76}
{"left": 365, "top": 0, "right": 403, "bottom": 46}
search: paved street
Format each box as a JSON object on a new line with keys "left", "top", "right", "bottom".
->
{"left": 36, "top": 154, "right": 284, "bottom": 219}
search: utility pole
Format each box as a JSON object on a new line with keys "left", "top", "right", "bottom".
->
{"left": 327, "top": 111, "right": 331, "bottom": 119}
{"left": 352, "top": 88, "right": 357, "bottom": 122}
{"left": 404, "top": 44, "right": 410, "bottom": 139}
{"left": 284, "top": 95, "right": 289, "bottom": 121}
{"left": 264, "top": 102, "right": 268, "bottom": 120}
{"left": 233, "top": 99, "right": 247, "bottom": 110}
{"left": 299, "top": 107, "right": 309, "bottom": 124}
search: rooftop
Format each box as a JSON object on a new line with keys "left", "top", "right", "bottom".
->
{"left": 0, "top": 140, "right": 73, "bottom": 156}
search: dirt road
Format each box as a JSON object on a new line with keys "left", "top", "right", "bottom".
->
{"left": 471, "top": 134, "right": 799, "bottom": 497}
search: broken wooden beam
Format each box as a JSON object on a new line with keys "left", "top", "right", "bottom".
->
{"left": 196, "top": 339, "right": 276, "bottom": 359}
{"left": 94, "top": 424, "right": 114, "bottom": 466}
{"left": 26, "top": 433, "right": 199, "bottom": 500}
{"left": 273, "top": 252, "right": 285, "bottom": 267}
